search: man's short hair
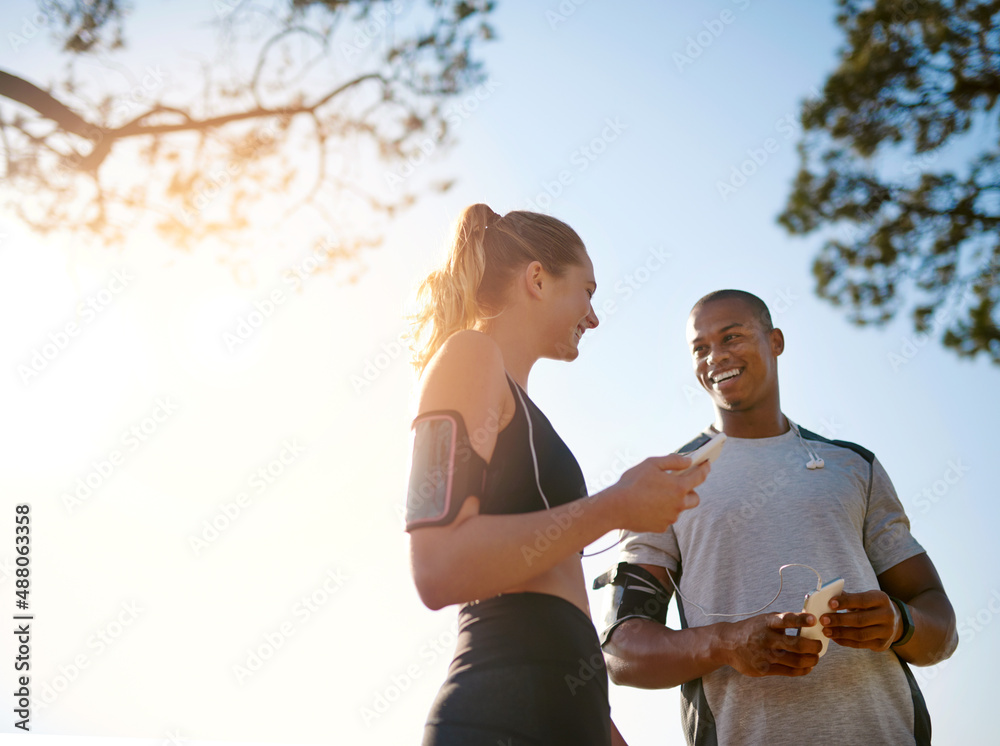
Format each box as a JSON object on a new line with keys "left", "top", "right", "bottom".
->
{"left": 690, "top": 289, "right": 774, "bottom": 332}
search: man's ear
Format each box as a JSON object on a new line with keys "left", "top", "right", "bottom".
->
{"left": 523, "top": 260, "right": 545, "bottom": 300}
{"left": 770, "top": 327, "right": 785, "bottom": 357}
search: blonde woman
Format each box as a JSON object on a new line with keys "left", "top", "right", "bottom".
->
{"left": 406, "top": 204, "right": 708, "bottom": 745}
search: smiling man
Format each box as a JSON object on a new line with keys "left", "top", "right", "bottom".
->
{"left": 597, "top": 289, "right": 958, "bottom": 745}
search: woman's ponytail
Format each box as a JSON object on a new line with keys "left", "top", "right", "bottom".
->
{"left": 409, "top": 203, "right": 584, "bottom": 373}
{"left": 410, "top": 204, "right": 496, "bottom": 372}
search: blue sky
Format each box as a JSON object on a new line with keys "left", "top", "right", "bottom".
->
{"left": 1, "top": 1, "right": 995, "bottom": 744}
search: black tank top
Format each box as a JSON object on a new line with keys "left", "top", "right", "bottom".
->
{"left": 479, "top": 374, "right": 588, "bottom": 515}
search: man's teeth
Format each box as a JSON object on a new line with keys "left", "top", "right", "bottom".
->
{"left": 712, "top": 369, "right": 740, "bottom": 384}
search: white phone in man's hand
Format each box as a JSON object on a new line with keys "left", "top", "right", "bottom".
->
{"left": 799, "top": 577, "right": 845, "bottom": 657}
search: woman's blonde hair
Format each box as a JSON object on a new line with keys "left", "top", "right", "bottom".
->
{"left": 409, "top": 203, "right": 586, "bottom": 372}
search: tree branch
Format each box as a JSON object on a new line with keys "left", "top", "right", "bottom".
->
{"left": 0, "top": 69, "right": 98, "bottom": 139}
{"left": 115, "top": 72, "right": 384, "bottom": 138}
{"left": 1, "top": 69, "right": 390, "bottom": 173}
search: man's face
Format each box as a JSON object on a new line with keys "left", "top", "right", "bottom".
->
{"left": 686, "top": 298, "right": 783, "bottom": 412}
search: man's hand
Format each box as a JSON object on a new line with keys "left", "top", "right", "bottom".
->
{"left": 821, "top": 590, "right": 901, "bottom": 652}
{"left": 722, "top": 612, "right": 823, "bottom": 677}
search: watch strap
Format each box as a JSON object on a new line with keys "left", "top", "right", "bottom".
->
{"left": 889, "top": 596, "right": 915, "bottom": 648}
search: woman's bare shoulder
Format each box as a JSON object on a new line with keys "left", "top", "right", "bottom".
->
{"left": 418, "top": 330, "right": 507, "bottom": 417}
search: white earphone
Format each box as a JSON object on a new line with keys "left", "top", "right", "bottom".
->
{"left": 789, "top": 419, "right": 825, "bottom": 470}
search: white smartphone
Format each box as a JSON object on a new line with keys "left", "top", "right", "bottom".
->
{"left": 675, "top": 432, "right": 727, "bottom": 475}
{"left": 799, "top": 577, "right": 845, "bottom": 657}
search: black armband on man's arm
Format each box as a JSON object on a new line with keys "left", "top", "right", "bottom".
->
{"left": 593, "top": 562, "right": 673, "bottom": 646}
{"left": 405, "top": 410, "right": 487, "bottom": 531}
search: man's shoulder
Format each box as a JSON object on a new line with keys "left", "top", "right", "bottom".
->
{"left": 797, "top": 426, "right": 876, "bottom": 465}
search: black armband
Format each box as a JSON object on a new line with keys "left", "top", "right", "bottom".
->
{"left": 405, "top": 410, "right": 487, "bottom": 531}
{"left": 592, "top": 562, "right": 673, "bottom": 646}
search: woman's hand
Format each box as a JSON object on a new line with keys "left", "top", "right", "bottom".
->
{"left": 607, "top": 454, "right": 708, "bottom": 534}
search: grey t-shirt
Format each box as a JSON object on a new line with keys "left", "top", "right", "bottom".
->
{"left": 618, "top": 425, "right": 927, "bottom": 746}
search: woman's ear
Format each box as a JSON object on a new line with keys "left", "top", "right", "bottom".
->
{"left": 522, "top": 260, "right": 545, "bottom": 300}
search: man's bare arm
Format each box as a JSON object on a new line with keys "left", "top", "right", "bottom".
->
{"left": 603, "top": 563, "right": 821, "bottom": 689}
{"left": 821, "top": 552, "right": 958, "bottom": 666}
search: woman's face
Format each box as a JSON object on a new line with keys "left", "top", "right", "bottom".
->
{"left": 542, "top": 252, "right": 599, "bottom": 361}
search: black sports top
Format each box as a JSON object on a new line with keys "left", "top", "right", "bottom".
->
{"left": 481, "top": 375, "right": 588, "bottom": 515}
{"left": 404, "top": 373, "right": 587, "bottom": 530}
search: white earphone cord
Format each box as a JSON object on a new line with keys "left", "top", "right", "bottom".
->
{"left": 509, "top": 376, "right": 551, "bottom": 509}
{"left": 582, "top": 530, "right": 624, "bottom": 557}
{"left": 789, "top": 419, "right": 825, "bottom": 469}
{"left": 626, "top": 563, "right": 824, "bottom": 619}
{"left": 510, "top": 375, "right": 625, "bottom": 556}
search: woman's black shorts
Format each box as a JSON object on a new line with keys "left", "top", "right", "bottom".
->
{"left": 422, "top": 591, "right": 611, "bottom": 746}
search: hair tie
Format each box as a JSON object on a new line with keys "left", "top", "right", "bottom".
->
{"left": 486, "top": 209, "right": 501, "bottom": 229}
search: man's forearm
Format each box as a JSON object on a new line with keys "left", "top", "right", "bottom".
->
{"left": 893, "top": 588, "right": 958, "bottom": 666}
{"left": 603, "top": 618, "right": 728, "bottom": 689}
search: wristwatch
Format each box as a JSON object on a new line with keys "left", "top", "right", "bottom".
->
{"left": 888, "top": 596, "right": 915, "bottom": 648}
